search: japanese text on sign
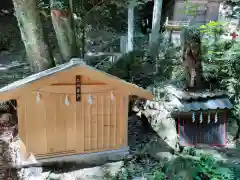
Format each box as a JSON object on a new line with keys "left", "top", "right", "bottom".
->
{"left": 76, "top": 75, "right": 81, "bottom": 101}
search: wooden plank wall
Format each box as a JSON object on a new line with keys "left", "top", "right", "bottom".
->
{"left": 76, "top": 91, "right": 127, "bottom": 152}
{"left": 17, "top": 90, "right": 128, "bottom": 158}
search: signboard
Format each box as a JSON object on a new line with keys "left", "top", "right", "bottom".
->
{"left": 76, "top": 75, "right": 81, "bottom": 101}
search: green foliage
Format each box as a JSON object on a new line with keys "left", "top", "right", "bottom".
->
{"left": 200, "top": 20, "right": 240, "bottom": 116}
{"left": 222, "top": 42, "right": 240, "bottom": 119}
{"left": 181, "top": 25, "right": 201, "bottom": 45}
{"left": 107, "top": 50, "right": 153, "bottom": 88}
{"left": 37, "top": 0, "right": 49, "bottom": 10}
{"left": 102, "top": 153, "right": 237, "bottom": 180}
{"left": 188, "top": 147, "right": 196, "bottom": 156}
{"left": 107, "top": 35, "right": 180, "bottom": 88}
{"left": 49, "top": 0, "right": 71, "bottom": 10}
{"left": 232, "top": 5, "right": 240, "bottom": 19}
{"left": 200, "top": 19, "right": 240, "bottom": 138}
{"left": 153, "top": 171, "right": 165, "bottom": 180}
{"left": 183, "top": 0, "right": 200, "bottom": 17}
{"left": 191, "top": 155, "right": 235, "bottom": 180}
{"left": 225, "top": 0, "right": 240, "bottom": 19}
{"left": 200, "top": 21, "right": 225, "bottom": 39}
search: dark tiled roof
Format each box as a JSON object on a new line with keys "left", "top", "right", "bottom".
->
{"left": 166, "top": 85, "right": 233, "bottom": 112}
{"left": 174, "top": 98, "right": 233, "bottom": 112}
{"left": 166, "top": 85, "right": 228, "bottom": 101}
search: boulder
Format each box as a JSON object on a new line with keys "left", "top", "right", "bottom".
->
{"left": 132, "top": 98, "right": 179, "bottom": 154}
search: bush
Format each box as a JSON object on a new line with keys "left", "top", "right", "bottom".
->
{"left": 191, "top": 154, "right": 235, "bottom": 180}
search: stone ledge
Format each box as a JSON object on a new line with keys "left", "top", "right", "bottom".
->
{"left": 15, "top": 146, "right": 129, "bottom": 169}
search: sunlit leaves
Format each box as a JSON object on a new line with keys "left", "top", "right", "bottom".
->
{"left": 200, "top": 21, "right": 225, "bottom": 37}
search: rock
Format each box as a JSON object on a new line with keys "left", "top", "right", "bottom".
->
{"left": 144, "top": 139, "right": 175, "bottom": 161}
{"left": 20, "top": 153, "right": 43, "bottom": 179}
{"left": 142, "top": 101, "right": 179, "bottom": 151}
{"left": 0, "top": 131, "right": 21, "bottom": 179}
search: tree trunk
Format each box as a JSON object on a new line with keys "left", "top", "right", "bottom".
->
{"left": 12, "top": 0, "right": 55, "bottom": 73}
{"left": 50, "top": 0, "right": 79, "bottom": 63}
{"left": 80, "top": 23, "right": 85, "bottom": 59}
{"left": 148, "top": 0, "right": 163, "bottom": 57}
{"left": 127, "top": 5, "right": 134, "bottom": 52}
{"left": 181, "top": 27, "right": 204, "bottom": 91}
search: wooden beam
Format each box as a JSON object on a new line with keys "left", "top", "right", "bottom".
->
{"left": 0, "top": 62, "right": 152, "bottom": 101}
{"left": 0, "top": 74, "right": 62, "bottom": 101}
{"left": 39, "top": 85, "right": 116, "bottom": 94}
{"left": 0, "top": 70, "right": 75, "bottom": 101}
{"left": 69, "top": 66, "right": 153, "bottom": 100}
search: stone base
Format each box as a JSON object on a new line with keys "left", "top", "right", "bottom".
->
{"left": 18, "top": 147, "right": 129, "bottom": 169}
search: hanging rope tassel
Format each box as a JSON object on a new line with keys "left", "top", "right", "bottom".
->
{"left": 65, "top": 95, "right": 70, "bottom": 106}
{"left": 192, "top": 112, "right": 195, "bottom": 123}
{"left": 36, "top": 92, "right": 41, "bottom": 103}
{"left": 200, "top": 112, "right": 203, "bottom": 123}
{"left": 208, "top": 112, "right": 211, "bottom": 123}
{"left": 88, "top": 94, "right": 93, "bottom": 105}
{"left": 111, "top": 91, "right": 115, "bottom": 101}
{"left": 215, "top": 112, "right": 218, "bottom": 123}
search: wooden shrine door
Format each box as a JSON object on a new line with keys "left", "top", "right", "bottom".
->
{"left": 178, "top": 113, "right": 226, "bottom": 147}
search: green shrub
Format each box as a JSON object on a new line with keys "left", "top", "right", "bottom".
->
{"left": 191, "top": 154, "right": 235, "bottom": 180}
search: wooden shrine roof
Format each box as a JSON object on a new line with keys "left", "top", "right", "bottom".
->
{"left": 0, "top": 58, "right": 153, "bottom": 101}
{"left": 172, "top": 97, "right": 233, "bottom": 112}
{"left": 166, "top": 85, "right": 228, "bottom": 101}
{"left": 166, "top": 85, "right": 233, "bottom": 112}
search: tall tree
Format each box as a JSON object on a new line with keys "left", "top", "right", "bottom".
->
{"left": 50, "top": 0, "right": 79, "bottom": 63}
{"left": 148, "top": 0, "right": 163, "bottom": 58}
{"left": 181, "top": 26, "right": 205, "bottom": 91}
{"left": 12, "top": 0, "right": 55, "bottom": 73}
{"left": 127, "top": 3, "right": 134, "bottom": 52}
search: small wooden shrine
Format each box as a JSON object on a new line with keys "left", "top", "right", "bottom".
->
{"left": 164, "top": 17, "right": 190, "bottom": 44}
{"left": 167, "top": 22, "right": 234, "bottom": 147}
{"left": 168, "top": 86, "right": 233, "bottom": 147}
{"left": 164, "top": 17, "right": 190, "bottom": 31}
{"left": 0, "top": 58, "right": 153, "bottom": 163}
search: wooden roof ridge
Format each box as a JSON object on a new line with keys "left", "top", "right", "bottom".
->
{"left": 0, "top": 58, "right": 153, "bottom": 101}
